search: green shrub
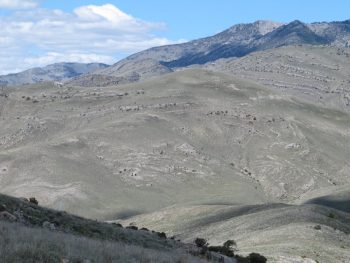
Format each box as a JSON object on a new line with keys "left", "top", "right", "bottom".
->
{"left": 236, "top": 252, "right": 267, "bottom": 263}
{"left": 207, "top": 240, "right": 237, "bottom": 257}
{"left": 29, "top": 197, "right": 38, "bottom": 205}
{"left": 208, "top": 245, "right": 234, "bottom": 257}
{"left": 249, "top": 252, "right": 267, "bottom": 263}
{"left": 157, "top": 232, "right": 167, "bottom": 239}
{"left": 223, "top": 240, "right": 237, "bottom": 250}
{"left": 328, "top": 212, "right": 336, "bottom": 219}
{"left": 126, "top": 225, "right": 138, "bottom": 230}
{"left": 194, "top": 238, "right": 207, "bottom": 248}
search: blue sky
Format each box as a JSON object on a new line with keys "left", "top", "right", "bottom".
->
{"left": 41, "top": 0, "right": 350, "bottom": 40}
{"left": 0, "top": 0, "right": 349, "bottom": 74}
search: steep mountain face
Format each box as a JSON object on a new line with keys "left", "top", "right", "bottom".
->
{"left": 309, "top": 19, "right": 350, "bottom": 46}
{"left": 128, "top": 20, "right": 284, "bottom": 64}
{"left": 161, "top": 21, "right": 288, "bottom": 68}
{"left": 0, "top": 62, "right": 109, "bottom": 86}
{"left": 159, "top": 19, "right": 349, "bottom": 68}
{"left": 69, "top": 19, "right": 350, "bottom": 87}
{"left": 253, "top": 20, "right": 329, "bottom": 49}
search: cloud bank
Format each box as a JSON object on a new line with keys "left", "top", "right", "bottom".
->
{"left": 0, "top": 0, "right": 37, "bottom": 9}
{"left": 0, "top": 3, "right": 181, "bottom": 74}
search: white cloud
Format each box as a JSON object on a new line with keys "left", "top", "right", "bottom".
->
{"left": 74, "top": 4, "right": 133, "bottom": 24}
{"left": 0, "top": 4, "right": 181, "bottom": 74}
{"left": 0, "top": 0, "right": 37, "bottom": 9}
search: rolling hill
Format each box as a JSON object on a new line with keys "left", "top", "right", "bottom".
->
{"left": 1, "top": 69, "right": 350, "bottom": 261}
{"left": 0, "top": 62, "right": 109, "bottom": 86}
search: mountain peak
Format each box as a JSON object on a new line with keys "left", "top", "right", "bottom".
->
{"left": 289, "top": 19, "right": 304, "bottom": 25}
{"left": 225, "top": 20, "right": 283, "bottom": 36}
{"left": 252, "top": 20, "right": 285, "bottom": 35}
{"left": 285, "top": 20, "right": 308, "bottom": 29}
{"left": 262, "top": 19, "right": 328, "bottom": 46}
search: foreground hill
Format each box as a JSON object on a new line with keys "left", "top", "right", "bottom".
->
{"left": 0, "top": 62, "right": 109, "bottom": 86}
{"left": 0, "top": 193, "right": 232, "bottom": 263}
{"left": 69, "top": 19, "right": 350, "bottom": 87}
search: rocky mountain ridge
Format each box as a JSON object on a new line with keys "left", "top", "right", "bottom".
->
{"left": 68, "top": 19, "right": 350, "bottom": 86}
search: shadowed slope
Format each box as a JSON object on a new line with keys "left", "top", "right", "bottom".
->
{"left": 121, "top": 203, "right": 350, "bottom": 263}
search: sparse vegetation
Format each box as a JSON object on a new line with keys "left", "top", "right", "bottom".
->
{"left": 193, "top": 237, "right": 267, "bottom": 263}
{"left": 207, "top": 239, "right": 236, "bottom": 257}
{"left": 328, "top": 212, "right": 336, "bottom": 219}
{"left": 0, "top": 193, "right": 172, "bottom": 249}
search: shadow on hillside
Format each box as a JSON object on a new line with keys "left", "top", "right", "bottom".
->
{"left": 306, "top": 197, "right": 350, "bottom": 213}
{"left": 106, "top": 209, "right": 143, "bottom": 220}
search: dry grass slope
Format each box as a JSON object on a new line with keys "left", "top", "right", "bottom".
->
{"left": 0, "top": 221, "right": 207, "bottom": 263}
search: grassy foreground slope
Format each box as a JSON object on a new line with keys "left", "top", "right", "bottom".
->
{"left": 0, "top": 221, "right": 205, "bottom": 263}
{"left": 0, "top": 193, "right": 222, "bottom": 263}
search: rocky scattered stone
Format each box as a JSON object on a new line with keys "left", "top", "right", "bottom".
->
{"left": 314, "top": 225, "right": 322, "bottom": 230}
{"left": 13, "top": 210, "right": 25, "bottom": 223}
{"left": 42, "top": 221, "right": 56, "bottom": 231}
{"left": 0, "top": 204, "right": 6, "bottom": 212}
{"left": 0, "top": 211, "right": 17, "bottom": 222}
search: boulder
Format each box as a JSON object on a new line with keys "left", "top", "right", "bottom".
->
{"left": 0, "top": 211, "right": 17, "bottom": 222}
